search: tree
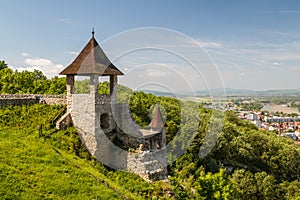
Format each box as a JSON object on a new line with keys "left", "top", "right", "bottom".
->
{"left": 232, "top": 169, "right": 259, "bottom": 199}
{"left": 255, "top": 172, "right": 276, "bottom": 199}
{"left": 0, "top": 68, "right": 14, "bottom": 93}
{"left": 46, "top": 76, "right": 66, "bottom": 94}
{"left": 0, "top": 60, "right": 8, "bottom": 70}
{"left": 194, "top": 169, "right": 241, "bottom": 199}
{"left": 279, "top": 181, "right": 300, "bottom": 199}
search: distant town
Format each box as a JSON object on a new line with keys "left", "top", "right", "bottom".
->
{"left": 193, "top": 95, "right": 300, "bottom": 147}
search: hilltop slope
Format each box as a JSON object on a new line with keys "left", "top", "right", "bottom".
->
{"left": 0, "top": 105, "right": 171, "bottom": 199}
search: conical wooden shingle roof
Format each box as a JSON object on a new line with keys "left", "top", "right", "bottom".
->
{"left": 149, "top": 106, "right": 165, "bottom": 130}
{"left": 60, "top": 33, "right": 123, "bottom": 76}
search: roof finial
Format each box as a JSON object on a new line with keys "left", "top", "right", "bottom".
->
{"left": 92, "top": 27, "right": 95, "bottom": 38}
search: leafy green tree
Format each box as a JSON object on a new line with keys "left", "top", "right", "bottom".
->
{"left": 194, "top": 169, "right": 241, "bottom": 199}
{"left": 46, "top": 76, "right": 66, "bottom": 94}
{"left": 232, "top": 169, "right": 259, "bottom": 199}
{"left": 239, "top": 102, "right": 263, "bottom": 111}
{"left": 0, "top": 68, "right": 14, "bottom": 92}
{"left": 0, "top": 66, "right": 67, "bottom": 94}
{"left": 129, "top": 91, "right": 157, "bottom": 126}
{"left": 0, "top": 60, "right": 8, "bottom": 70}
{"left": 278, "top": 181, "right": 300, "bottom": 200}
{"left": 98, "top": 81, "right": 110, "bottom": 94}
{"left": 255, "top": 172, "right": 277, "bottom": 200}
{"left": 74, "top": 78, "right": 90, "bottom": 94}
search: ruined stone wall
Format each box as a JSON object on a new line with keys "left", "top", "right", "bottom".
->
{"left": 143, "top": 133, "right": 164, "bottom": 150}
{"left": 67, "top": 93, "right": 167, "bottom": 182}
{"left": 113, "top": 131, "right": 143, "bottom": 150}
{"left": 127, "top": 148, "right": 167, "bottom": 181}
{"left": 112, "top": 104, "right": 142, "bottom": 137}
{"left": 0, "top": 94, "right": 66, "bottom": 107}
{"left": 42, "top": 95, "right": 66, "bottom": 105}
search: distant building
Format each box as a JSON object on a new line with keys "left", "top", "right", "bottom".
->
{"left": 252, "top": 120, "right": 262, "bottom": 128}
{"left": 282, "top": 132, "right": 298, "bottom": 141}
{"left": 261, "top": 122, "right": 269, "bottom": 130}
{"left": 246, "top": 113, "right": 258, "bottom": 121}
{"left": 269, "top": 125, "right": 276, "bottom": 131}
{"left": 295, "top": 129, "right": 300, "bottom": 137}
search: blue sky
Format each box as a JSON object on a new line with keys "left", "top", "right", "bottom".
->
{"left": 1, "top": 0, "right": 300, "bottom": 91}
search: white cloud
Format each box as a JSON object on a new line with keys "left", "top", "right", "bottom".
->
{"left": 67, "top": 51, "right": 79, "bottom": 56}
{"left": 279, "top": 10, "right": 300, "bottom": 14}
{"left": 171, "top": 36, "right": 223, "bottom": 49}
{"left": 145, "top": 68, "right": 171, "bottom": 77}
{"left": 263, "top": 53, "right": 300, "bottom": 61}
{"left": 58, "top": 18, "right": 82, "bottom": 26}
{"left": 25, "top": 58, "right": 53, "bottom": 66}
{"left": 58, "top": 18, "right": 75, "bottom": 25}
{"left": 240, "top": 72, "right": 246, "bottom": 77}
{"left": 195, "top": 40, "right": 223, "bottom": 49}
{"left": 211, "top": 40, "right": 300, "bottom": 73}
{"left": 12, "top": 57, "right": 64, "bottom": 78}
{"left": 22, "top": 52, "right": 30, "bottom": 57}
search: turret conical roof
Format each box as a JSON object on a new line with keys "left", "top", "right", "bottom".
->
{"left": 60, "top": 33, "right": 123, "bottom": 76}
{"left": 149, "top": 106, "right": 165, "bottom": 130}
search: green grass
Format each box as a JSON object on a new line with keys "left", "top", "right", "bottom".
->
{"left": 0, "top": 105, "right": 171, "bottom": 199}
{"left": 0, "top": 129, "right": 123, "bottom": 199}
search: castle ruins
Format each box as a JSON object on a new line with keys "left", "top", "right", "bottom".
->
{"left": 57, "top": 31, "right": 167, "bottom": 182}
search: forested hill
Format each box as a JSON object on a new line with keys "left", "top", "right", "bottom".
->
{"left": 0, "top": 63, "right": 300, "bottom": 199}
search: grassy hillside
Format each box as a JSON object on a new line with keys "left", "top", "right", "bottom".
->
{"left": 1, "top": 102, "right": 299, "bottom": 199}
{"left": 0, "top": 105, "right": 171, "bottom": 199}
{"left": 1, "top": 67, "right": 300, "bottom": 199}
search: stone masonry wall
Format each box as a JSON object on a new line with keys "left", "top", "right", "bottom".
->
{"left": 63, "top": 93, "right": 167, "bottom": 182}
{"left": 112, "top": 104, "right": 143, "bottom": 137}
{"left": 70, "top": 94, "right": 129, "bottom": 170}
{"left": 127, "top": 148, "right": 167, "bottom": 181}
{"left": 0, "top": 94, "right": 66, "bottom": 107}
{"left": 71, "top": 94, "right": 97, "bottom": 155}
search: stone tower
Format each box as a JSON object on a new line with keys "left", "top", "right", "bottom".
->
{"left": 57, "top": 31, "right": 167, "bottom": 181}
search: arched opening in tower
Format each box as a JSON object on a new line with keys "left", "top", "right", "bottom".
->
{"left": 100, "top": 113, "right": 110, "bottom": 129}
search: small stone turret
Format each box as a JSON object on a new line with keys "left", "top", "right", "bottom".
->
{"left": 149, "top": 106, "right": 165, "bottom": 130}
